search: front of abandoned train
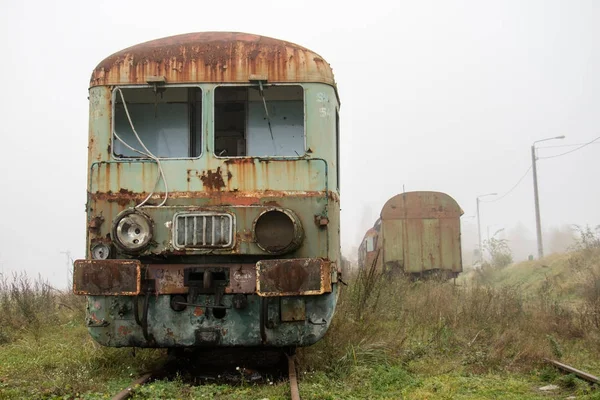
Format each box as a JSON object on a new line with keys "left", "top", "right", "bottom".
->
{"left": 73, "top": 32, "right": 341, "bottom": 348}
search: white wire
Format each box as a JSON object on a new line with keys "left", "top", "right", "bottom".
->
{"left": 481, "top": 164, "right": 532, "bottom": 203}
{"left": 114, "top": 87, "right": 169, "bottom": 208}
{"left": 538, "top": 135, "right": 600, "bottom": 159}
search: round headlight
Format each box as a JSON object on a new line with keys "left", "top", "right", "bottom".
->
{"left": 112, "top": 210, "right": 153, "bottom": 252}
{"left": 91, "top": 243, "right": 110, "bottom": 260}
{"left": 253, "top": 209, "right": 303, "bottom": 254}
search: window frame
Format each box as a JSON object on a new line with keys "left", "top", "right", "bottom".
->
{"left": 111, "top": 84, "right": 204, "bottom": 160}
{"left": 212, "top": 83, "right": 307, "bottom": 159}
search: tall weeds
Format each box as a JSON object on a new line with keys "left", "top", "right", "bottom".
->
{"left": 300, "top": 259, "right": 600, "bottom": 377}
{"left": 0, "top": 272, "right": 84, "bottom": 342}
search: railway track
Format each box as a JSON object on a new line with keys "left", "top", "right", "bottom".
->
{"left": 111, "top": 349, "right": 301, "bottom": 400}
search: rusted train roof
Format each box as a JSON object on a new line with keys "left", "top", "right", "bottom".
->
{"left": 90, "top": 32, "right": 336, "bottom": 87}
{"left": 380, "top": 191, "right": 464, "bottom": 220}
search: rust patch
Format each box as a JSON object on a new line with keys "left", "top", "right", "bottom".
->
{"left": 225, "top": 264, "right": 256, "bottom": 294}
{"left": 199, "top": 167, "right": 226, "bottom": 190}
{"left": 118, "top": 325, "right": 132, "bottom": 336}
{"left": 194, "top": 307, "right": 204, "bottom": 317}
{"left": 91, "top": 189, "right": 331, "bottom": 203}
{"left": 88, "top": 216, "right": 104, "bottom": 231}
{"left": 256, "top": 258, "right": 332, "bottom": 297}
{"left": 280, "top": 298, "right": 306, "bottom": 322}
{"left": 118, "top": 188, "right": 134, "bottom": 196}
{"left": 90, "top": 32, "right": 336, "bottom": 88}
{"left": 73, "top": 260, "right": 141, "bottom": 296}
{"left": 262, "top": 200, "right": 281, "bottom": 207}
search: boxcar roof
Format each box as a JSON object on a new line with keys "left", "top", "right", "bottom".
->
{"left": 380, "top": 191, "right": 463, "bottom": 220}
{"left": 90, "top": 32, "right": 336, "bottom": 88}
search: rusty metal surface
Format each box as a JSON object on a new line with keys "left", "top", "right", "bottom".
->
{"left": 227, "top": 264, "right": 257, "bottom": 294}
{"left": 380, "top": 192, "right": 463, "bottom": 274}
{"left": 256, "top": 258, "right": 332, "bottom": 297}
{"left": 280, "top": 297, "right": 306, "bottom": 322}
{"left": 91, "top": 32, "right": 336, "bottom": 87}
{"left": 73, "top": 259, "right": 141, "bottom": 295}
{"left": 358, "top": 192, "right": 463, "bottom": 275}
{"left": 146, "top": 264, "right": 257, "bottom": 294}
{"left": 381, "top": 191, "right": 464, "bottom": 220}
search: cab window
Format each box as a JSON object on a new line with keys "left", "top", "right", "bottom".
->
{"left": 113, "top": 87, "right": 202, "bottom": 158}
{"left": 214, "top": 85, "right": 304, "bottom": 157}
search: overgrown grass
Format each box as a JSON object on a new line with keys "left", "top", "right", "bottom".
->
{"left": 1, "top": 249, "right": 600, "bottom": 399}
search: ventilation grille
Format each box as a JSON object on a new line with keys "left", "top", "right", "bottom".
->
{"left": 173, "top": 213, "right": 234, "bottom": 249}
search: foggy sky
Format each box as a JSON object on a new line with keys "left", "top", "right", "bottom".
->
{"left": 0, "top": 0, "right": 598, "bottom": 286}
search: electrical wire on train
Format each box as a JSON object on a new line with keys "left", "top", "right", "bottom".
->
{"left": 113, "top": 87, "right": 169, "bottom": 208}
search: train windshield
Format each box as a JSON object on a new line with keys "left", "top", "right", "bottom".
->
{"left": 113, "top": 87, "right": 202, "bottom": 158}
{"left": 214, "top": 85, "right": 305, "bottom": 157}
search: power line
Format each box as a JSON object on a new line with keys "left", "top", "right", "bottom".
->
{"left": 537, "top": 142, "right": 600, "bottom": 149}
{"left": 481, "top": 164, "right": 532, "bottom": 203}
{"left": 538, "top": 135, "right": 600, "bottom": 159}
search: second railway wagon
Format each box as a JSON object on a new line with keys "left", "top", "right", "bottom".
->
{"left": 73, "top": 32, "right": 342, "bottom": 349}
{"left": 359, "top": 191, "right": 463, "bottom": 278}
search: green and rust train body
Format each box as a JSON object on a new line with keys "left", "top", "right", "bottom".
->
{"left": 74, "top": 33, "right": 341, "bottom": 348}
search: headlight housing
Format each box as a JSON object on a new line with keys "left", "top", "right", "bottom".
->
{"left": 253, "top": 208, "right": 303, "bottom": 254}
{"left": 91, "top": 243, "right": 111, "bottom": 260}
{"left": 112, "top": 210, "right": 153, "bottom": 252}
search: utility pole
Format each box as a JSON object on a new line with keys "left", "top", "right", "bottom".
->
{"left": 531, "top": 145, "right": 543, "bottom": 259}
{"left": 531, "top": 135, "right": 565, "bottom": 259}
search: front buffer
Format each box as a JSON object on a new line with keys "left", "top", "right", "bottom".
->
{"left": 73, "top": 258, "right": 338, "bottom": 347}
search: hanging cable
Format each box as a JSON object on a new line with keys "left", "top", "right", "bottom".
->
{"left": 537, "top": 142, "right": 600, "bottom": 149}
{"left": 538, "top": 135, "right": 600, "bottom": 160}
{"left": 114, "top": 87, "right": 169, "bottom": 208}
{"left": 482, "top": 165, "right": 532, "bottom": 203}
{"left": 257, "top": 81, "right": 278, "bottom": 155}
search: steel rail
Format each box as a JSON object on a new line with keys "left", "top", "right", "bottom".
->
{"left": 111, "top": 372, "right": 154, "bottom": 400}
{"left": 287, "top": 353, "right": 301, "bottom": 400}
{"left": 544, "top": 359, "right": 599, "bottom": 384}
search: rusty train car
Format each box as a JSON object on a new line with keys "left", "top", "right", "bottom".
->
{"left": 358, "top": 191, "right": 463, "bottom": 278}
{"left": 73, "top": 32, "right": 342, "bottom": 349}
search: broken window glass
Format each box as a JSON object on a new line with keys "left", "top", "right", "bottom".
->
{"left": 113, "top": 87, "right": 202, "bottom": 158}
{"left": 214, "top": 85, "right": 304, "bottom": 157}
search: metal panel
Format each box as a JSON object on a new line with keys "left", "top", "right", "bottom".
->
{"left": 422, "top": 218, "right": 440, "bottom": 271}
{"left": 280, "top": 297, "right": 306, "bottom": 322}
{"left": 256, "top": 258, "right": 332, "bottom": 297}
{"left": 405, "top": 220, "right": 424, "bottom": 273}
{"left": 73, "top": 260, "right": 141, "bottom": 295}
{"left": 382, "top": 220, "right": 404, "bottom": 273}
{"left": 439, "top": 218, "right": 461, "bottom": 272}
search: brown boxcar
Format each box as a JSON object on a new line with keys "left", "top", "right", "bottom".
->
{"left": 359, "top": 191, "right": 463, "bottom": 278}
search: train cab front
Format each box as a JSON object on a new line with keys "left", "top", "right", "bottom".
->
{"left": 73, "top": 205, "right": 339, "bottom": 348}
